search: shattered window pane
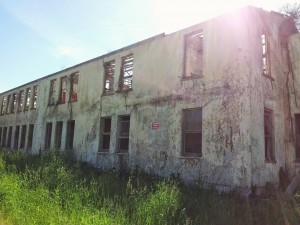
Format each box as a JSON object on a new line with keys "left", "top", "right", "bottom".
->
{"left": 120, "top": 54, "right": 133, "bottom": 91}
{"left": 104, "top": 61, "right": 115, "bottom": 94}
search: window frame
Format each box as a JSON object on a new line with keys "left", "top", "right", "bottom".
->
{"left": 119, "top": 54, "right": 133, "bottom": 92}
{"left": 99, "top": 117, "right": 112, "bottom": 152}
{"left": 66, "top": 120, "right": 75, "bottom": 150}
{"left": 103, "top": 61, "right": 115, "bottom": 94}
{"left": 14, "top": 125, "right": 20, "bottom": 149}
{"left": 49, "top": 79, "right": 57, "bottom": 105}
{"left": 44, "top": 122, "right": 52, "bottom": 150}
{"left": 59, "top": 76, "right": 67, "bottom": 104}
{"left": 117, "top": 115, "right": 130, "bottom": 152}
{"left": 261, "top": 31, "right": 271, "bottom": 77}
{"left": 55, "top": 121, "right": 63, "bottom": 150}
{"left": 20, "top": 125, "right": 27, "bottom": 149}
{"left": 295, "top": 114, "right": 300, "bottom": 159}
{"left": 27, "top": 124, "right": 34, "bottom": 149}
{"left": 25, "top": 88, "right": 31, "bottom": 111}
{"left": 1, "top": 96, "right": 7, "bottom": 115}
{"left": 264, "top": 108, "right": 275, "bottom": 162}
{"left": 182, "top": 108, "right": 203, "bottom": 157}
{"left": 70, "top": 72, "right": 79, "bottom": 102}
{"left": 18, "top": 90, "right": 24, "bottom": 112}
{"left": 32, "top": 85, "right": 38, "bottom": 109}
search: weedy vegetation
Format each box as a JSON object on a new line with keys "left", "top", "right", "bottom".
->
{"left": 0, "top": 150, "right": 299, "bottom": 225}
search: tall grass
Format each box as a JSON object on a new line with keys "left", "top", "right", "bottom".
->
{"left": 0, "top": 150, "right": 299, "bottom": 225}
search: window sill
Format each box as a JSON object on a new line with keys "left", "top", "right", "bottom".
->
{"left": 98, "top": 151, "right": 110, "bottom": 154}
{"left": 262, "top": 74, "right": 275, "bottom": 81}
{"left": 116, "top": 151, "right": 129, "bottom": 154}
{"left": 181, "top": 75, "right": 203, "bottom": 81}
{"left": 179, "top": 155, "right": 202, "bottom": 159}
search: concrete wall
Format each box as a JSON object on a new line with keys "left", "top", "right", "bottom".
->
{"left": 0, "top": 6, "right": 297, "bottom": 191}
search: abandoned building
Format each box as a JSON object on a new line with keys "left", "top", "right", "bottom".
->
{"left": 0, "top": 6, "right": 300, "bottom": 192}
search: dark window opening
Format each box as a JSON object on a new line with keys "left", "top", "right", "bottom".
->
{"left": 49, "top": 79, "right": 57, "bottom": 105}
{"left": 119, "top": 54, "right": 133, "bottom": 91}
{"left": 7, "top": 126, "right": 12, "bottom": 148}
{"left": 55, "top": 121, "right": 63, "bottom": 150}
{"left": 104, "top": 61, "right": 115, "bottom": 94}
{"left": 66, "top": 120, "right": 75, "bottom": 149}
{"left": 14, "top": 126, "right": 20, "bottom": 149}
{"left": 262, "top": 32, "right": 270, "bottom": 76}
{"left": 18, "top": 91, "right": 24, "bottom": 112}
{"left": 32, "top": 85, "right": 38, "bottom": 109}
{"left": 295, "top": 114, "right": 300, "bottom": 159}
{"left": 25, "top": 88, "right": 31, "bottom": 111}
{"left": 182, "top": 108, "right": 202, "bottom": 157}
{"left": 264, "top": 108, "right": 275, "bottom": 162}
{"left": 27, "top": 124, "right": 34, "bottom": 148}
{"left": 2, "top": 127, "right": 7, "bottom": 147}
{"left": 45, "top": 122, "right": 52, "bottom": 149}
{"left": 1, "top": 96, "right": 6, "bottom": 115}
{"left": 20, "top": 125, "right": 27, "bottom": 149}
{"left": 0, "top": 128, "right": 2, "bottom": 145}
{"left": 6, "top": 95, "right": 11, "bottom": 114}
{"left": 184, "top": 31, "right": 204, "bottom": 78}
{"left": 70, "top": 73, "right": 79, "bottom": 101}
{"left": 12, "top": 93, "right": 17, "bottom": 113}
{"left": 100, "top": 117, "right": 111, "bottom": 152}
{"left": 60, "top": 77, "right": 67, "bottom": 103}
{"left": 118, "top": 116, "right": 130, "bottom": 152}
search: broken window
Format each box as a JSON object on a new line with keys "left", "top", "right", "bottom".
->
{"left": 66, "top": 120, "right": 75, "bottom": 149}
{"left": 49, "top": 79, "right": 57, "bottom": 105}
{"left": 55, "top": 121, "right": 63, "bottom": 150}
{"left": 1, "top": 96, "right": 6, "bottom": 115}
{"left": 27, "top": 124, "right": 34, "bottom": 148}
{"left": 118, "top": 115, "right": 130, "bottom": 152}
{"left": 2, "top": 127, "right": 7, "bottom": 147}
{"left": 104, "top": 61, "right": 115, "bottom": 94}
{"left": 0, "top": 128, "right": 2, "bottom": 145}
{"left": 32, "top": 85, "right": 38, "bottom": 109}
{"left": 18, "top": 91, "right": 24, "bottom": 112}
{"left": 11, "top": 93, "right": 17, "bottom": 113}
{"left": 100, "top": 117, "right": 111, "bottom": 152}
{"left": 14, "top": 126, "right": 20, "bottom": 149}
{"left": 70, "top": 73, "right": 79, "bottom": 101}
{"left": 119, "top": 54, "right": 133, "bottom": 91}
{"left": 7, "top": 126, "right": 12, "bottom": 148}
{"left": 264, "top": 108, "right": 275, "bottom": 162}
{"left": 261, "top": 32, "right": 270, "bottom": 76}
{"left": 182, "top": 108, "right": 202, "bottom": 157}
{"left": 20, "top": 125, "right": 27, "bottom": 149}
{"left": 44, "top": 122, "right": 52, "bottom": 149}
{"left": 184, "top": 31, "right": 204, "bottom": 78}
{"left": 25, "top": 88, "right": 31, "bottom": 111}
{"left": 295, "top": 114, "right": 300, "bottom": 159}
{"left": 60, "top": 76, "right": 67, "bottom": 103}
{"left": 6, "top": 95, "right": 11, "bottom": 114}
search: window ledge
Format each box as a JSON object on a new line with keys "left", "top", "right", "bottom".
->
{"left": 115, "top": 152, "right": 129, "bottom": 155}
{"left": 181, "top": 75, "right": 203, "bottom": 81}
{"left": 97, "top": 151, "right": 110, "bottom": 154}
{"left": 179, "top": 155, "right": 202, "bottom": 159}
{"left": 262, "top": 74, "right": 275, "bottom": 81}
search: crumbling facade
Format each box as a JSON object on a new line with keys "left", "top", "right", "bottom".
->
{"left": 0, "top": 6, "right": 299, "bottom": 191}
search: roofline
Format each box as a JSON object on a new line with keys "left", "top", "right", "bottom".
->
{"left": 0, "top": 32, "right": 165, "bottom": 95}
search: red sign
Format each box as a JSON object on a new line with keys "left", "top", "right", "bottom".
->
{"left": 151, "top": 122, "right": 160, "bottom": 129}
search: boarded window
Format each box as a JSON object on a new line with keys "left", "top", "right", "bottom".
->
{"left": 182, "top": 108, "right": 202, "bottom": 156}
{"left": 32, "top": 85, "right": 38, "bottom": 109}
{"left": 20, "top": 125, "right": 27, "bottom": 149}
{"left": 27, "top": 124, "right": 34, "bottom": 148}
{"left": 55, "top": 121, "right": 63, "bottom": 150}
{"left": 100, "top": 117, "right": 111, "bottom": 152}
{"left": 262, "top": 32, "right": 270, "bottom": 76}
{"left": 25, "top": 88, "right": 31, "bottom": 111}
{"left": 14, "top": 126, "right": 20, "bottom": 149}
{"left": 45, "top": 122, "right": 52, "bottom": 149}
{"left": 60, "top": 76, "right": 67, "bottom": 103}
{"left": 1, "top": 96, "right": 6, "bottom": 115}
{"left": 119, "top": 54, "right": 133, "bottom": 91}
{"left": 18, "top": 91, "right": 24, "bottom": 112}
{"left": 2, "top": 127, "right": 7, "bottom": 147}
{"left": 49, "top": 79, "right": 57, "bottom": 105}
{"left": 295, "top": 114, "right": 300, "bottom": 159}
{"left": 12, "top": 93, "right": 17, "bottom": 113}
{"left": 184, "top": 31, "right": 204, "bottom": 78}
{"left": 6, "top": 95, "right": 11, "bottom": 114}
{"left": 66, "top": 120, "right": 75, "bottom": 149}
{"left": 118, "top": 115, "right": 130, "bottom": 152}
{"left": 264, "top": 108, "right": 275, "bottom": 162}
{"left": 7, "top": 126, "right": 12, "bottom": 148}
{"left": 104, "top": 61, "right": 115, "bottom": 94}
{"left": 70, "top": 73, "right": 79, "bottom": 101}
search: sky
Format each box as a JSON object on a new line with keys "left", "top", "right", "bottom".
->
{"left": 0, "top": 0, "right": 296, "bottom": 93}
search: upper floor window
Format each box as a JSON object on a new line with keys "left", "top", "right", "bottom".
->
{"left": 70, "top": 73, "right": 79, "bottom": 101}
{"left": 261, "top": 32, "right": 270, "bottom": 76}
{"left": 12, "top": 93, "right": 17, "bottom": 113}
{"left": 119, "top": 54, "right": 133, "bottom": 91}
{"left": 104, "top": 61, "right": 115, "bottom": 94}
{"left": 18, "top": 90, "right": 24, "bottom": 112}
{"left": 60, "top": 76, "right": 67, "bottom": 103}
{"left": 6, "top": 95, "right": 11, "bottom": 114}
{"left": 32, "top": 85, "right": 38, "bottom": 109}
{"left": 25, "top": 88, "right": 31, "bottom": 111}
{"left": 1, "top": 96, "right": 6, "bottom": 115}
{"left": 49, "top": 79, "right": 57, "bottom": 105}
{"left": 184, "top": 31, "right": 204, "bottom": 78}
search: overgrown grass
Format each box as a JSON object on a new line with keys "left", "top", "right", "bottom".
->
{"left": 0, "top": 150, "right": 299, "bottom": 225}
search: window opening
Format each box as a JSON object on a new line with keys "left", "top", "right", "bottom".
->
{"left": 60, "top": 77, "right": 67, "bottom": 103}
{"left": 295, "top": 114, "right": 300, "bottom": 159}
{"left": 12, "top": 93, "right": 17, "bottom": 113}
{"left": 55, "top": 121, "right": 63, "bottom": 149}
{"left": 1, "top": 96, "right": 6, "bottom": 115}
{"left": 49, "top": 79, "right": 57, "bottom": 105}
{"left": 70, "top": 73, "right": 79, "bottom": 101}
{"left": 14, "top": 126, "right": 20, "bottom": 149}
{"left": 182, "top": 108, "right": 202, "bottom": 156}
{"left": 27, "top": 124, "right": 34, "bottom": 148}
{"left": 25, "top": 88, "right": 31, "bottom": 111}
{"left": 45, "top": 122, "right": 52, "bottom": 149}
{"left": 118, "top": 115, "right": 130, "bottom": 152}
{"left": 18, "top": 91, "right": 24, "bottom": 112}
{"left": 119, "top": 54, "right": 133, "bottom": 91}
{"left": 32, "top": 85, "right": 38, "bottom": 109}
{"left": 66, "top": 120, "right": 75, "bottom": 149}
{"left": 104, "top": 61, "right": 115, "bottom": 94}
{"left": 264, "top": 108, "right": 275, "bottom": 162}
{"left": 6, "top": 95, "right": 11, "bottom": 114}
{"left": 100, "top": 117, "right": 111, "bottom": 152}
{"left": 0, "top": 128, "right": 2, "bottom": 145}
{"left": 7, "top": 126, "right": 12, "bottom": 148}
{"left": 262, "top": 32, "right": 270, "bottom": 76}
{"left": 184, "top": 31, "right": 204, "bottom": 78}
{"left": 20, "top": 125, "right": 27, "bottom": 149}
{"left": 2, "top": 127, "right": 7, "bottom": 147}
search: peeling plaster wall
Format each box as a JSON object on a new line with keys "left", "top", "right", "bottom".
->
{"left": 0, "top": 6, "right": 295, "bottom": 190}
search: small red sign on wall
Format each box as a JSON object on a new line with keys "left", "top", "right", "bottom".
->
{"left": 151, "top": 122, "right": 160, "bottom": 129}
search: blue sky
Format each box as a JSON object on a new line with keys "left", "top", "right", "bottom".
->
{"left": 0, "top": 0, "right": 295, "bottom": 93}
